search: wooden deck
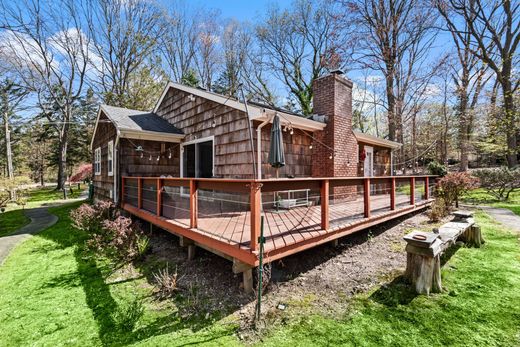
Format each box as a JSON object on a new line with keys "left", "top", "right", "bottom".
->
{"left": 121, "top": 175, "right": 435, "bottom": 267}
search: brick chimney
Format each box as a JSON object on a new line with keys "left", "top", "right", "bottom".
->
{"left": 311, "top": 70, "right": 358, "bottom": 178}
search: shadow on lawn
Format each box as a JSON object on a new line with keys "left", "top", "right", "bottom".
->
{"left": 38, "top": 207, "right": 234, "bottom": 347}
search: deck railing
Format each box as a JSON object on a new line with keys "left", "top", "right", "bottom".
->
{"left": 121, "top": 175, "right": 436, "bottom": 253}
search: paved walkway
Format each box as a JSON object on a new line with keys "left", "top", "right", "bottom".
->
{"left": 0, "top": 207, "right": 58, "bottom": 265}
{"left": 480, "top": 206, "right": 520, "bottom": 234}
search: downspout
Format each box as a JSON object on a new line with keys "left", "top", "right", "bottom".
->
{"left": 113, "top": 133, "right": 120, "bottom": 204}
{"left": 256, "top": 114, "right": 273, "bottom": 180}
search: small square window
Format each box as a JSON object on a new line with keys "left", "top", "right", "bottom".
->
{"left": 107, "top": 141, "right": 113, "bottom": 176}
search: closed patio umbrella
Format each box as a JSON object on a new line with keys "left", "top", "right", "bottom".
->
{"left": 268, "top": 114, "right": 285, "bottom": 177}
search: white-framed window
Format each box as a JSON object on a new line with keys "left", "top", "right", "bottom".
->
{"left": 107, "top": 140, "right": 114, "bottom": 176}
{"left": 94, "top": 147, "right": 101, "bottom": 175}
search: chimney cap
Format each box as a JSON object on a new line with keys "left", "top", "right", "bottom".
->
{"left": 330, "top": 68, "right": 344, "bottom": 75}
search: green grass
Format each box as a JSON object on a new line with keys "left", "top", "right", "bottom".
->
{"left": 260, "top": 211, "right": 520, "bottom": 346}
{"left": 0, "top": 209, "right": 30, "bottom": 237}
{"left": 27, "top": 184, "right": 86, "bottom": 203}
{"left": 1, "top": 204, "right": 519, "bottom": 346}
{"left": 0, "top": 202, "right": 240, "bottom": 346}
{"left": 463, "top": 188, "right": 520, "bottom": 216}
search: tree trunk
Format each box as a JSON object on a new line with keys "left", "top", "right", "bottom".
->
{"left": 56, "top": 116, "right": 69, "bottom": 190}
{"left": 3, "top": 110, "right": 13, "bottom": 180}
{"left": 502, "top": 74, "right": 517, "bottom": 168}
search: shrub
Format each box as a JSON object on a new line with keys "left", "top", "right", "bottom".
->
{"left": 427, "top": 161, "right": 448, "bottom": 177}
{"left": 472, "top": 167, "right": 520, "bottom": 201}
{"left": 70, "top": 163, "right": 92, "bottom": 183}
{"left": 428, "top": 197, "right": 447, "bottom": 222}
{"left": 136, "top": 235, "right": 150, "bottom": 259}
{"left": 153, "top": 265, "right": 181, "bottom": 300}
{"left": 435, "top": 172, "right": 478, "bottom": 209}
{"left": 71, "top": 200, "right": 145, "bottom": 263}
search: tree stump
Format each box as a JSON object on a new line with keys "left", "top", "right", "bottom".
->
{"left": 406, "top": 251, "right": 442, "bottom": 295}
{"left": 463, "top": 224, "right": 484, "bottom": 248}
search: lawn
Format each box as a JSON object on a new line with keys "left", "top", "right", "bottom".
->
{"left": 0, "top": 209, "right": 30, "bottom": 237}
{"left": 260, "top": 211, "right": 520, "bottom": 346}
{"left": 0, "top": 204, "right": 519, "bottom": 346}
{"left": 0, "top": 202, "right": 240, "bottom": 346}
{"left": 26, "top": 184, "right": 87, "bottom": 204}
{"left": 463, "top": 188, "right": 520, "bottom": 216}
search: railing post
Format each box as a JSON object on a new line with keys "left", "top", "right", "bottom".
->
{"left": 410, "top": 177, "right": 415, "bottom": 205}
{"left": 121, "top": 177, "right": 125, "bottom": 205}
{"left": 320, "top": 179, "right": 330, "bottom": 230}
{"left": 364, "top": 178, "right": 371, "bottom": 218}
{"left": 189, "top": 179, "right": 198, "bottom": 228}
{"left": 249, "top": 182, "right": 262, "bottom": 252}
{"left": 137, "top": 178, "right": 142, "bottom": 209}
{"left": 390, "top": 177, "right": 396, "bottom": 210}
{"left": 157, "top": 178, "right": 162, "bottom": 216}
{"left": 424, "top": 176, "right": 429, "bottom": 200}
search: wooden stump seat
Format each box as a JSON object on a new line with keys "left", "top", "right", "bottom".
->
{"left": 404, "top": 210, "right": 483, "bottom": 295}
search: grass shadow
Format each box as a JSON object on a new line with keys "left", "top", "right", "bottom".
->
{"left": 37, "top": 203, "right": 230, "bottom": 346}
{"left": 369, "top": 275, "right": 418, "bottom": 307}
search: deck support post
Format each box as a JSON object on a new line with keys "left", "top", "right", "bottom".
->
{"left": 424, "top": 177, "right": 429, "bottom": 200}
{"left": 156, "top": 178, "right": 162, "bottom": 216}
{"left": 249, "top": 182, "right": 262, "bottom": 252}
{"left": 410, "top": 177, "right": 415, "bottom": 205}
{"left": 364, "top": 178, "right": 371, "bottom": 218}
{"left": 390, "top": 177, "right": 396, "bottom": 210}
{"left": 189, "top": 180, "right": 198, "bottom": 228}
{"left": 179, "top": 236, "right": 196, "bottom": 260}
{"left": 137, "top": 178, "right": 142, "bottom": 209}
{"left": 321, "top": 179, "right": 330, "bottom": 230}
{"left": 233, "top": 259, "right": 254, "bottom": 294}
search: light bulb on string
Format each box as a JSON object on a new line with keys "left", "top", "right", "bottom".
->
{"left": 309, "top": 144, "right": 313, "bottom": 149}
{"left": 149, "top": 154, "right": 152, "bottom": 161}
{"left": 329, "top": 154, "right": 333, "bottom": 159}
{"left": 140, "top": 152, "right": 143, "bottom": 159}
{"left": 157, "top": 155, "right": 160, "bottom": 161}
{"left": 289, "top": 127, "right": 294, "bottom": 135}
{"left": 168, "top": 149, "right": 172, "bottom": 159}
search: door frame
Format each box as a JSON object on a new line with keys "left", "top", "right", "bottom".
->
{"left": 180, "top": 135, "right": 215, "bottom": 178}
{"left": 364, "top": 145, "right": 374, "bottom": 177}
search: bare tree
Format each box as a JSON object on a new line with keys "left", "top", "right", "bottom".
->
{"left": 161, "top": 3, "right": 198, "bottom": 83}
{"left": 339, "top": 0, "right": 440, "bottom": 171}
{"left": 0, "top": 0, "right": 91, "bottom": 190}
{"left": 87, "top": 0, "right": 166, "bottom": 108}
{"left": 194, "top": 10, "right": 221, "bottom": 91}
{"left": 256, "top": 0, "right": 337, "bottom": 115}
{"left": 437, "top": 0, "right": 520, "bottom": 167}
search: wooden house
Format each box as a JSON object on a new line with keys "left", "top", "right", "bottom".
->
{"left": 90, "top": 71, "right": 433, "bottom": 292}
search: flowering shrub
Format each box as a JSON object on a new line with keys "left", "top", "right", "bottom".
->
{"left": 435, "top": 172, "right": 478, "bottom": 209}
{"left": 71, "top": 200, "right": 146, "bottom": 262}
{"left": 70, "top": 163, "right": 93, "bottom": 183}
{"left": 472, "top": 167, "right": 520, "bottom": 201}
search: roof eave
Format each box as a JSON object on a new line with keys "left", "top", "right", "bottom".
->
{"left": 119, "top": 128, "right": 185, "bottom": 143}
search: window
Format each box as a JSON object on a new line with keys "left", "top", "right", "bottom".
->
{"left": 107, "top": 141, "right": 113, "bottom": 176}
{"left": 181, "top": 138, "right": 214, "bottom": 178}
{"left": 94, "top": 147, "right": 101, "bottom": 175}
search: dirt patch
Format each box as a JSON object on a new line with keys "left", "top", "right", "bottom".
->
{"left": 134, "top": 210, "right": 448, "bottom": 330}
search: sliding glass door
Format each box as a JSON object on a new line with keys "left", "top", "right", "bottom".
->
{"left": 182, "top": 139, "right": 214, "bottom": 178}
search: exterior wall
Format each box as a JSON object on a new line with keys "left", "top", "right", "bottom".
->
{"left": 91, "top": 112, "right": 117, "bottom": 200}
{"left": 119, "top": 139, "right": 180, "bottom": 177}
{"left": 155, "top": 88, "right": 312, "bottom": 179}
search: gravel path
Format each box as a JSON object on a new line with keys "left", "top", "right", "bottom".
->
{"left": 0, "top": 207, "right": 58, "bottom": 265}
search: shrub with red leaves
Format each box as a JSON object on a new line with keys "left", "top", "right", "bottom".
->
{"left": 70, "top": 200, "right": 145, "bottom": 262}
{"left": 70, "top": 164, "right": 93, "bottom": 183}
{"left": 435, "top": 172, "right": 479, "bottom": 209}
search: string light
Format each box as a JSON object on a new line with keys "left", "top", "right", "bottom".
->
{"left": 168, "top": 149, "right": 172, "bottom": 159}
{"left": 157, "top": 155, "right": 160, "bottom": 161}
{"left": 149, "top": 154, "right": 152, "bottom": 161}
{"left": 289, "top": 127, "right": 294, "bottom": 135}
{"left": 140, "top": 152, "right": 143, "bottom": 159}
{"left": 329, "top": 154, "right": 333, "bottom": 159}
{"left": 309, "top": 144, "right": 313, "bottom": 149}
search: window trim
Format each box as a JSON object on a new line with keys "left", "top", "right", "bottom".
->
{"left": 180, "top": 136, "right": 215, "bottom": 179}
{"left": 94, "top": 147, "right": 101, "bottom": 175}
{"left": 107, "top": 140, "right": 114, "bottom": 176}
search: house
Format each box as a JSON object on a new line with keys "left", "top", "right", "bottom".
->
{"left": 90, "top": 70, "right": 431, "bottom": 293}
{"left": 90, "top": 70, "right": 401, "bottom": 202}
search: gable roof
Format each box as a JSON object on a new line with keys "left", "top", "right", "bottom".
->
{"left": 153, "top": 82, "right": 327, "bottom": 132}
{"left": 90, "top": 105, "right": 184, "bottom": 149}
